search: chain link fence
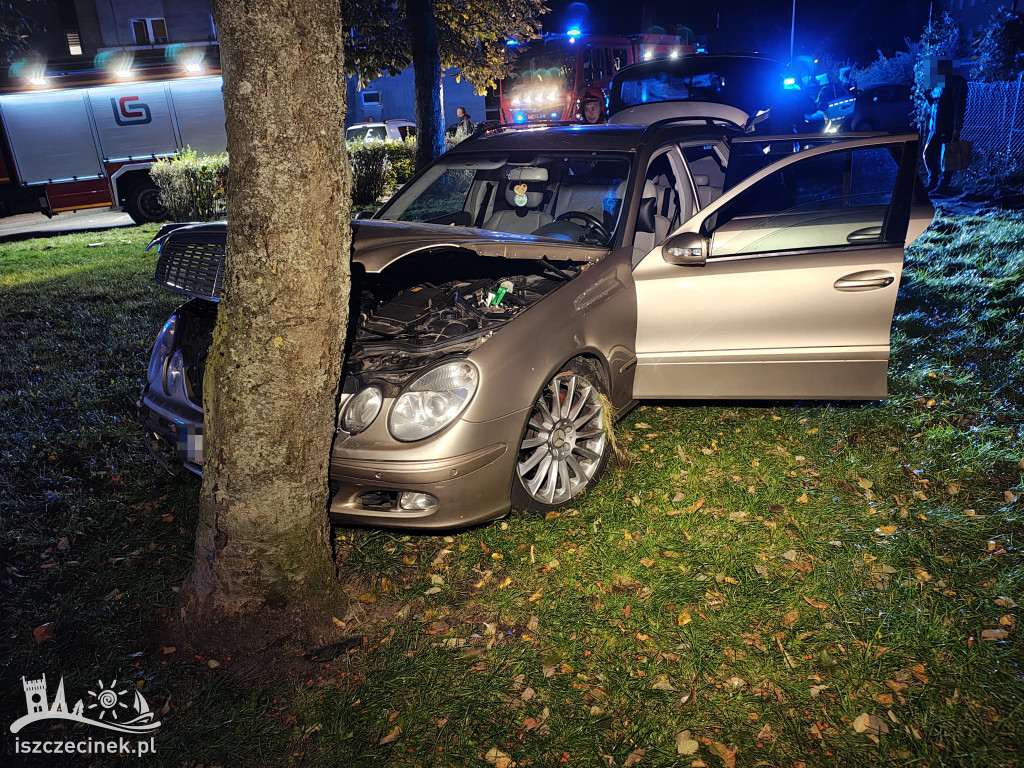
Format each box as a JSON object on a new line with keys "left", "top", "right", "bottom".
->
{"left": 961, "top": 77, "right": 1024, "bottom": 156}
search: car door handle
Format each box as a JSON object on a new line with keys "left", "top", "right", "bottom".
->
{"left": 847, "top": 226, "right": 883, "bottom": 243}
{"left": 834, "top": 270, "right": 895, "bottom": 292}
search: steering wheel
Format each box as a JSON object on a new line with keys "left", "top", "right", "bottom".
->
{"left": 554, "top": 211, "right": 611, "bottom": 244}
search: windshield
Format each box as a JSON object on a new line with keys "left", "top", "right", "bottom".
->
{"left": 501, "top": 39, "right": 575, "bottom": 109}
{"left": 611, "top": 56, "right": 784, "bottom": 115}
{"left": 377, "top": 152, "right": 632, "bottom": 247}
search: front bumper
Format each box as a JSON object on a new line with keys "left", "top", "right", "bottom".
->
{"left": 138, "top": 384, "right": 529, "bottom": 530}
{"left": 328, "top": 408, "right": 529, "bottom": 530}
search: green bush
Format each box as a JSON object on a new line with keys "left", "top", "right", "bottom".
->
{"left": 349, "top": 137, "right": 417, "bottom": 205}
{"left": 149, "top": 148, "right": 228, "bottom": 221}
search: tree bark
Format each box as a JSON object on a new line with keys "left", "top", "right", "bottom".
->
{"left": 178, "top": 0, "right": 350, "bottom": 624}
{"left": 408, "top": 0, "right": 445, "bottom": 170}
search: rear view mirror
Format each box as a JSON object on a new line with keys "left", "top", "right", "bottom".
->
{"left": 663, "top": 232, "right": 708, "bottom": 266}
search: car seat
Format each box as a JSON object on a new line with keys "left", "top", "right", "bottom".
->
{"left": 483, "top": 167, "right": 554, "bottom": 234}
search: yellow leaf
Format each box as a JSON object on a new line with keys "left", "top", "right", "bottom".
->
{"left": 677, "top": 611, "right": 692, "bottom": 626}
{"left": 357, "top": 593, "right": 377, "bottom": 603}
{"left": 796, "top": 493, "right": 809, "bottom": 503}
{"left": 876, "top": 525, "right": 897, "bottom": 535}
{"left": 498, "top": 577, "right": 512, "bottom": 589}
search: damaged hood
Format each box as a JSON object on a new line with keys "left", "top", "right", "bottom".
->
{"left": 350, "top": 220, "right": 604, "bottom": 272}
{"left": 148, "top": 219, "right": 604, "bottom": 300}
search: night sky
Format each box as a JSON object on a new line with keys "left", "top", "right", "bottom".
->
{"left": 545, "top": 1, "right": 933, "bottom": 65}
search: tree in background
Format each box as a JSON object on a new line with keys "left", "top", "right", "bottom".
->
{"left": 343, "top": 0, "right": 546, "bottom": 168}
{"left": 178, "top": 0, "right": 351, "bottom": 628}
{"left": 912, "top": 11, "right": 964, "bottom": 128}
{"left": 0, "top": 1, "right": 40, "bottom": 63}
{"left": 852, "top": 45, "right": 918, "bottom": 88}
{"left": 976, "top": 9, "right": 1024, "bottom": 82}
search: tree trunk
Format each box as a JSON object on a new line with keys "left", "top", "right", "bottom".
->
{"left": 408, "top": 0, "right": 445, "bottom": 170}
{"left": 178, "top": 0, "right": 350, "bottom": 625}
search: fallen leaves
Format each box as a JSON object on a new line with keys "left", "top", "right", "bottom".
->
{"left": 623, "top": 747, "right": 646, "bottom": 766}
{"left": 782, "top": 609, "right": 799, "bottom": 628}
{"left": 709, "top": 742, "right": 737, "bottom": 768}
{"left": 32, "top": 623, "right": 55, "bottom": 644}
{"left": 675, "top": 730, "right": 699, "bottom": 755}
{"left": 484, "top": 747, "right": 515, "bottom": 767}
{"left": 852, "top": 712, "right": 889, "bottom": 737}
{"left": 802, "top": 595, "right": 829, "bottom": 610}
{"left": 379, "top": 726, "right": 401, "bottom": 745}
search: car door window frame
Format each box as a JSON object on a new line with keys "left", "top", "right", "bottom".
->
{"left": 660, "top": 134, "right": 919, "bottom": 264}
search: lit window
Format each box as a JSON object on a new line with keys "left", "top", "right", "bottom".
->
{"left": 66, "top": 30, "right": 82, "bottom": 56}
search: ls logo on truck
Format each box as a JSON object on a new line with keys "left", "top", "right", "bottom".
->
{"left": 111, "top": 95, "right": 152, "bottom": 126}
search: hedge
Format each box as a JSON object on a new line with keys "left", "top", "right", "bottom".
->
{"left": 150, "top": 139, "right": 418, "bottom": 221}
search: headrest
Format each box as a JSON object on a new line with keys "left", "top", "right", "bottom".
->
{"left": 693, "top": 174, "right": 710, "bottom": 187}
{"left": 504, "top": 166, "right": 547, "bottom": 209}
{"left": 641, "top": 180, "right": 658, "bottom": 200}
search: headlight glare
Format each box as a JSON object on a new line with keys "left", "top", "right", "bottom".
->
{"left": 164, "top": 349, "right": 184, "bottom": 396}
{"left": 147, "top": 315, "right": 177, "bottom": 385}
{"left": 388, "top": 360, "right": 479, "bottom": 441}
{"left": 341, "top": 386, "right": 383, "bottom": 434}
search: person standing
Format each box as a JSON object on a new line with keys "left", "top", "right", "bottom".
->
{"left": 923, "top": 58, "right": 968, "bottom": 194}
{"left": 454, "top": 106, "right": 473, "bottom": 138}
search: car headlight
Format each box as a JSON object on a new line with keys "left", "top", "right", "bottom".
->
{"left": 164, "top": 349, "right": 184, "bottom": 396}
{"left": 341, "top": 386, "right": 383, "bottom": 434}
{"left": 147, "top": 315, "right": 177, "bottom": 385}
{"left": 388, "top": 360, "right": 479, "bottom": 441}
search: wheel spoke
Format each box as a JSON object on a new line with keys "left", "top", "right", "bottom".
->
{"left": 558, "top": 459, "right": 571, "bottom": 496}
{"left": 575, "top": 445, "right": 602, "bottom": 462}
{"left": 549, "top": 381, "right": 561, "bottom": 420}
{"left": 575, "top": 427, "right": 604, "bottom": 440}
{"left": 528, "top": 417, "right": 548, "bottom": 432}
{"left": 564, "top": 376, "right": 577, "bottom": 419}
{"left": 519, "top": 446, "right": 547, "bottom": 474}
{"left": 536, "top": 398, "right": 554, "bottom": 427}
{"left": 568, "top": 382, "right": 592, "bottom": 420}
{"left": 521, "top": 436, "right": 546, "bottom": 450}
{"left": 574, "top": 403, "right": 601, "bottom": 430}
{"left": 528, "top": 454, "right": 553, "bottom": 495}
{"left": 542, "top": 458, "right": 559, "bottom": 502}
{"left": 566, "top": 453, "right": 587, "bottom": 481}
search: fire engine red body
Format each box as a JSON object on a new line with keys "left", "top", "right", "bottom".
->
{"left": 491, "top": 33, "right": 697, "bottom": 124}
{"left": 0, "top": 64, "right": 224, "bottom": 222}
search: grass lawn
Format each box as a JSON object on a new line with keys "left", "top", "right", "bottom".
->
{"left": 1, "top": 213, "right": 1022, "bottom": 767}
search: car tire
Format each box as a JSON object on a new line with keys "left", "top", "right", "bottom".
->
{"left": 125, "top": 180, "right": 168, "bottom": 224}
{"left": 510, "top": 357, "right": 611, "bottom": 514}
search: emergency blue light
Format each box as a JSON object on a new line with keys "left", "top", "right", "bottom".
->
{"left": 506, "top": 39, "right": 518, "bottom": 46}
{"left": 513, "top": 111, "right": 526, "bottom": 123}
{"left": 784, "top": 77, "right": 796, "bottom": 85}
{"left": 567, "top": 27, "right": 581, "bottom": 36}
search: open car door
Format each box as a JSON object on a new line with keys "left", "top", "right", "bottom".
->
{"left": 632, "top": 133, "right": 931, "bottom": 400}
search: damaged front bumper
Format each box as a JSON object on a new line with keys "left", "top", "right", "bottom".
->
{"left": 137, "top": 387, "right": 204, "bottom": 476}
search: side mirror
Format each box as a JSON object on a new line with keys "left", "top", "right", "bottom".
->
{"left": 354, "top": 210, "right": 372, "bottom": 220}
{"left": 662, "top": 232, "right": 708, "bottom": 267}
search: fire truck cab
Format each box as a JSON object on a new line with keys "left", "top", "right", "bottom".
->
{"left": 491, "top": 32, "right": 697, "bottom": 125}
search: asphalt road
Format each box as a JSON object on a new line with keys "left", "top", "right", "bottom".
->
{"left": 0, "top": 208, "right": 136, "bottom": 242}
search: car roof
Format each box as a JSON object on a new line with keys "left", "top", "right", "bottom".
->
{"left": 449, "top": 122, "right": 737, "bottom": 154}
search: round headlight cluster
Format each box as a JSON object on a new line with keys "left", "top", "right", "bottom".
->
{"left": 388, "top": 360, "right": 479, "bottom": 441}
{"left": 341, "top": 386, "right": 383, "bottom": 434}
{"left": 147, "top": 315, "right": 177, "bottom": 386}
{"left": 164, "top": 350, "right": 184, "bottom": 396}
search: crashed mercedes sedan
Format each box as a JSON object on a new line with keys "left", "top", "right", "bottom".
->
{"left": 138, "top": 104, "right": 932, "bottom": 529}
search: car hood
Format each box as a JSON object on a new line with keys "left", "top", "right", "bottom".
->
{"left": 148, "top": 219, "right": 606, "bottom": 299}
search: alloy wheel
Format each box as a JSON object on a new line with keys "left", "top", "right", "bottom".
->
{"left": 516, "top": 371, "right": 606, "bottom": 505}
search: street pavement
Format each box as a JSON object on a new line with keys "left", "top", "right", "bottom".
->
{"left": 0, "top": 208, "right": 136, "bottom": 242}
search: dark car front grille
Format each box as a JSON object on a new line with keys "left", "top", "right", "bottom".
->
{"left": 156, "top": 236, "right": 226, "bottom": 301}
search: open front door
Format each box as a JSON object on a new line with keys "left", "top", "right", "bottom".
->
{"left": 632, "top": 134, "right": 930, "bottom": 400}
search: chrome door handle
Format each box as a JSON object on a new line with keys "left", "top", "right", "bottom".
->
{"left": 834, "top": 270, "right": 895, "bottom": 292}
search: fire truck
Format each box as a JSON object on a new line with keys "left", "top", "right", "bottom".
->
{"left": 0, "top": 62, "right": 225, "bottom": 223}
{"left": 489, "top": 31, "right": 698, "bottom": 125}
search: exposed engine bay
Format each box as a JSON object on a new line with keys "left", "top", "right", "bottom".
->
{"left": 347, "top": 251, "right": 583, "bottom": 387}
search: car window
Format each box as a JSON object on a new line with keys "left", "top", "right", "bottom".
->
{"left": 346, "top": 126, "right": 368, "bottom": 142}
{"left": 380, "top": 152, "right": 632, "bottom": 244}
{"left": 705, "top": 146, "right": 902, "bottom": 258}
{"left": 366, "top": 126, "right": 387, "bottom": 142}
{"left": 394, "top": 170, "right": 476, "bottom": 223}
{"left": 398, "top": 126, "right": 415, "bottom": 139}
{"left": 682, "top": 144, "right": 726, "bottom": 209}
